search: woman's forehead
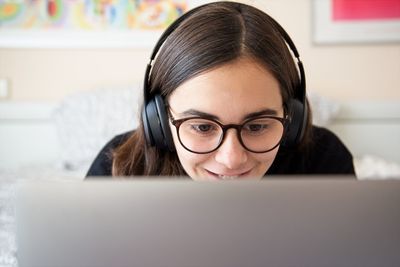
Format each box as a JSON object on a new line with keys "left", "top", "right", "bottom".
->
{"left": 168, "top": 58, "right": 283, "bottom": 121}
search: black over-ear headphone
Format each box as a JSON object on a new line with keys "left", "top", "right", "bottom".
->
{"left": 142, "top": 2, "right": 307, "bottom": 152}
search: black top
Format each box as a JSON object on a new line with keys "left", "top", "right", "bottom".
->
{"left": 86, "top": 126, "right": 355, "bottom": 177}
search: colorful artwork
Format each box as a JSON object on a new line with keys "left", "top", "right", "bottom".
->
{"left": 0, "top": 0, "right": 187, "bottom": 30}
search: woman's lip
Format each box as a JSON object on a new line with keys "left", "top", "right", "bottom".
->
{"left": 206, "top": 169, "right": 251, "bottom": 178}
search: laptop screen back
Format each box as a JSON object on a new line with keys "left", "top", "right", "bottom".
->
{"left": 16, "top": 178, "right": 400, "bottom": 267}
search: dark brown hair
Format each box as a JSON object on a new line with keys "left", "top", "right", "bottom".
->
{"left": 112, "top": 1, "right": 312, "bottom": 176}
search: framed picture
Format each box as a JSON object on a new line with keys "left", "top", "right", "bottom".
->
{"left": 0, "top": 0, "right": 205, "bottom": 48}
{"left": 313, "top": 0, "right": 400, "bottom": 44}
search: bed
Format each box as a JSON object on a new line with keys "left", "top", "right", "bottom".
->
{"left": 0, "top": 88, "right": 399, "bottom": 266}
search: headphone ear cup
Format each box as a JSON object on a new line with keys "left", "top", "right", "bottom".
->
{"left": 142, "top": 105, "right": 155, "bottom": 146}
{"left": 283, "top": 98, "right": 307, "bottom": 147}
{"left": 142, "top": 95, "right": 175, "bottom": 151}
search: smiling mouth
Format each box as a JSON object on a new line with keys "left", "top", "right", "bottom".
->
{"left": 206, "top": 170, "right": 251, "bottom": 180}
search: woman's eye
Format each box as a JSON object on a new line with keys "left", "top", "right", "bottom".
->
{"left": 192, "top": 124, "right": 214, "bottom": 132}
{"left": 245, "top": 124, "right": 268, "bottom": 132}
{"left": 181, "top": 119, "right": 220, "bottom": 136}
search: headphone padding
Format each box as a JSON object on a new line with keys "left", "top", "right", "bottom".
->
{"left": 142, "top": 106, "right": 154, "bottom": 146}
{"left": 154, "top": 95, "right": 175, "bottom": 151}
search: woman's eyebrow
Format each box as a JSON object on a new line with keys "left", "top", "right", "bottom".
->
{"left": 179, "top": 109, "right": 219, "bottom": 120}
{"left": 244, "top": 108, "right": 278, "bottom": 120}
{"left": 179, "top": 108, "right": 278, "bottom": 121}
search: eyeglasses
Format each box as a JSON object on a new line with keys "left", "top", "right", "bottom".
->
{"left": 170, "top": 115, "right": 288, "bottom": 154}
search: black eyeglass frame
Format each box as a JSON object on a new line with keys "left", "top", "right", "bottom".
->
{"left": 170, "top": 115, "right": 289, "bottom": 154}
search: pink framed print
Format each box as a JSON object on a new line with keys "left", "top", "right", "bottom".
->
{"left": 313, "top": 0, "right": 400, "bottom": 44}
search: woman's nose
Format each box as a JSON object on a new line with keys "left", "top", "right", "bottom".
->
{"left": 214, "top": 129, "right": 248, "bottom": 169}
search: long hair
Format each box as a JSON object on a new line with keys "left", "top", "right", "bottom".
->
{"left": 112, "top": 1, "right": 312, "bottom": 176}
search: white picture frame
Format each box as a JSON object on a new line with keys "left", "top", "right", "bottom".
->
{"left": 313, "top": 0, "right": 400, "bottom": 44}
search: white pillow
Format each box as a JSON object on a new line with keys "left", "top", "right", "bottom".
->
{"left": 53, "top": 87, "right": 141, "bottom": 170}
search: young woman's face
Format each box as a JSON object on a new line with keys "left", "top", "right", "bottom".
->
{"left": 168, "top": 58, "right": 284, "bottom": 181}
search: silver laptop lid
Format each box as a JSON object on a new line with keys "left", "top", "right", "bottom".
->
{"left": 16, "top": 179, "right": 400, "bottom": 267}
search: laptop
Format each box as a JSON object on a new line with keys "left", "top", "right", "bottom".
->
{"left": 16, "top": 178, "right": 400, "bottom": 267}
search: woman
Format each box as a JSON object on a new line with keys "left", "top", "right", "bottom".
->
{"left": 87, "top": 1, "right": 355, "bottom": 179}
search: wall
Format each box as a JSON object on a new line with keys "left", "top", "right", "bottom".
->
{"left": 0, "top": 49, "right": 149, "bottom": 100}
{"left": 0, "top": 0, "right": 399, "bottom": 102}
